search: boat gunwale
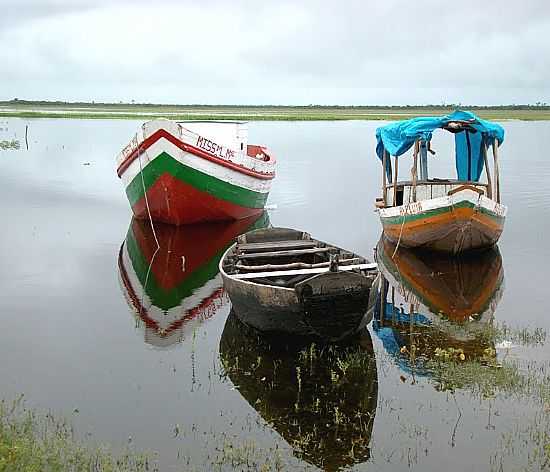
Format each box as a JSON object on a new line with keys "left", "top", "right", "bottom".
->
{"left": 117, "top": 127, "right": 276, "bottom": 181}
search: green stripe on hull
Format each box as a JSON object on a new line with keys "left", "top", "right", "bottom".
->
{"left": 381, "top": 200, "right": 505, "bottom": 226}
{"left": 125, "top": 152, "right": 268, "bottom": 209}
{"left": 125, "top": 226, "right": 223, "bottom": 311}
{"left": 124, "top": 212, "right": 270, "bottom": 311}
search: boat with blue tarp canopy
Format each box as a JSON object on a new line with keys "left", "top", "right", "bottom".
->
{"left": 373, "top": 110, "right": 507, "bottom": 253}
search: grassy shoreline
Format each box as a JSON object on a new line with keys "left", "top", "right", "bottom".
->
{"left": 1, "top": 102, "right": 550, "bottom": 121}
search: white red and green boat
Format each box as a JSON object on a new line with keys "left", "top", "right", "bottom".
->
{"left": 116, "top": 119, "right": 276, "bottom": 225}
{"left": 375, "top": 110, "right": 507, "bottom": 254}
{"left": 118, "top": 212, "right": 269, "bottom": 347}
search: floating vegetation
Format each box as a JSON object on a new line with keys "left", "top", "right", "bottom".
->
{"left": 0, "top": 139, "right": 20, "bottom": 150}
{"left": 0, "top": 395, "right": 155, "bottom": 472}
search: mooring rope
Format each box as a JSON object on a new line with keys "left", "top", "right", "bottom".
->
{"left": 137, "top": 124, "right": 160, "bottom": 314}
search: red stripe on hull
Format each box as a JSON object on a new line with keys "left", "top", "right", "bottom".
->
{"left": 117, "top": 128, "right": 275, "bottom": 180}
{"left": 132, "top": 173, "right": 264, "bottom": 225}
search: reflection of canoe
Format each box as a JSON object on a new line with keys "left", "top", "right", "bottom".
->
{"left": 373, "top": 236, "right": 504, "bottom": 367}
{"left": 116, "top": 120, "right": 276, "bottom": 225}
{"left": 219, "top": 311, "right": 378, "bottom": 471}
{"left": 118, "top": 212, "right": 269, "bottom": 347}
{"left": 220, "top": 227, "right": 378, "bottom": 341}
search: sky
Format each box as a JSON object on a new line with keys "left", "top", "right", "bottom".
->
{"left": 1, "top": 0, "right": 549, "bottom": 105}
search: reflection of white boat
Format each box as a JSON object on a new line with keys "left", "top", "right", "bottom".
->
{"left": 118, "top": 213, "right": 269, "bottom": 348}
{"left": 373, "top": 237, "right": 504, "bottom": 369}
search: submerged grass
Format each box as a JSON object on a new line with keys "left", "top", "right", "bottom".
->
{"left": 0, "top": 396, "right": 154, "bottom": 472}
{"left": 0, "top": 140, "right": 20, "bottom": 150}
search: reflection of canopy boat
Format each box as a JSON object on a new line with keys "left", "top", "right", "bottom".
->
{"left": 373, "top": 237, "right": 504, "bottom": 368}
{"left": 219, "top": 311, "right": 378, "bottom": 472}
{"left": 220, "top": 227, "right": 378, "bottom": 341}
{"left": 375, "top": 111, "right": 507, "bottom": 253}
{"left": 118, "top": 212, "right": 269, "bottom": 347}
{"left": 116, "top": 120, "right": 276, "bottom": 225}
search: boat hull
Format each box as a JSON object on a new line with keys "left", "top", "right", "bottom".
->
{"left": 221, "top": 244, "right": 375, "bottom": 342}
{"left": 117, "top": 121, "right": 275, "bottom": 225}
{"left": 379, "top": 189, "right": 506, "bottom": 253}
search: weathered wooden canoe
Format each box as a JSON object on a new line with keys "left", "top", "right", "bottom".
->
{"left": 373, "top": 236, "right": 504, "bottom": 372}
{"left": 220, "top": 227, "right": 378, "bottom": 341}
{"left": 116, "top": 119, "right": 275, "bottom": 225}
{"left": 375, "top": 110, "right": 507, "bottom": 253}
{"left": 118, "top": 212, "right": 269, "bottom": 347}
{"left": 220, "top": 310, "right": 378, "bottom": 471}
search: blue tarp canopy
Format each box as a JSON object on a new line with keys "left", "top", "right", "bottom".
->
{"left": 376, "top": 110, "right": 505, "bottom": 181}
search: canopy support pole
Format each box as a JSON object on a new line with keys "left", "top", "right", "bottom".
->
{"left": 412, "top": 140, "right": 419, "bottom": 202}
{"left": 419, "top": 140, "right": 428, "bottom": 180}
{"left": 393, "top": 155, "right": 398, "bottom": 207}
{"left": 382, "top": 149, "right": 388, "bottom": 206}
{"left": 482, "top": 144, "right": 493, "bottom": 200}
{"left": 492, "top": 139, "right": 500, "bottom": 203}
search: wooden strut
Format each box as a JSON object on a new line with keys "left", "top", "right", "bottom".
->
{"left": 492, "top": 139, "right": 501, "bottom": 203}
{"left": 482, "top": 144, "right": 493, "bottom": 200}
{"left": 393, "top": 155, "right": 398, "bottom": 207}
{"left": 382, "top": 149, "right": 388, "bottom": 206}
{"left": 412, "top": 140, "right": 419, "bottom": 202}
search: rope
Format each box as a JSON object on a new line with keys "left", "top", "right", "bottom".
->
{"left": 391, "top": 213, "right": 406, "bottom": 260}
{"left": 137, "top": 124, "right": 160, "bottom": 314}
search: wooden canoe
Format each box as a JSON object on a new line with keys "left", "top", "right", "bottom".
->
{"left": 220, "top": 227, "right": 378, "bottom": 341}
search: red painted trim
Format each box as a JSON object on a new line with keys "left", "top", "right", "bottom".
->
{"left": 118, "top": 244, "right": 227, "bottom": 339}
{"left": 117, "top": 128, "right": 275, "bottom": 181}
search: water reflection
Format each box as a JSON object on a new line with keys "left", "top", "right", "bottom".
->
{"left": 373, "top": 236, "right": 504, "bottom": 372}
{"left": 220, "top": 311, "right": 378, "bottom": 471}
{"left": 118, "top": 213, "right": 269, "bottom": 347}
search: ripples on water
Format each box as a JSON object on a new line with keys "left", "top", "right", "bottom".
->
{"left": 0, "top": 118, "right": 549, "bottom": 470}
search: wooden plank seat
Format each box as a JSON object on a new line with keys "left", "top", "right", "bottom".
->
{"left": 236, "top": 247, "right": 334, "bottom": 260}
{"left": 236, "top": 239, "right": 319, "bottom": 253}
{"left": 232, "top": 263, "right": 378, "bottom": 280}
{"left": 235, "top": 257, "right": 363, "bottom": 272}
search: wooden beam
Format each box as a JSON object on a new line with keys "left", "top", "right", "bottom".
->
{"left": 412, "top": 140, "right": 419, "bottom": 202}
{"left": 237, "top": 240, "right": 318, "bottom": 253}
{"left": 492, "top": 139, "right": 501, "bottom": 203}
{"left": 382, "top": 149, "right": 388, "bottom": 206}
{"left": 236, "top": 257, "right": 363, "bottom": 272}
{"left": 482, "top": 144, "right": 493, "bottom": 200}
{"left": 231, "top": 263, "right": 378, "bottom": 280}
{"left": 237, "top": 247, "right": 334, "bottom": 260}
{"left": 393, "top": 155, "right": 399, "bottom": 207}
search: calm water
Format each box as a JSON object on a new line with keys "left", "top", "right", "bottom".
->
{"left": 0, "top": 118, "right": 549, "bottom": 471}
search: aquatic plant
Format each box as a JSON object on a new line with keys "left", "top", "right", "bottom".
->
{"left": 0, "top": 395, "right": 155, "bottom": 472}
{"left": 0, "top": 139, "right": 20, "bottom": 150}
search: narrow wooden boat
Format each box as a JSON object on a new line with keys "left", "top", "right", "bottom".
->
{"left": 375, "top": 110, "right": 507, "bottom": 253}
{"left": 118, "top": 212, "right": 269, "bottom": 347}
{"left": 220, "top": 227, "right": 378, "bottom": 341}
{"left": 116, "top": 119, "right": 276, "bottom": 225}
{"left": 220, "top": 311, "right": 378, "bottom": 471}
{"left": 373, "top": 236, "right": 504, "bottom": 373}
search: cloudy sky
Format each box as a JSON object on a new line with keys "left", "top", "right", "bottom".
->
{"left": 1, "top": 0, "right": 549, "bottom": 105}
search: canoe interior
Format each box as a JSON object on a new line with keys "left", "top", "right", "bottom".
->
{"left": 222, "top": 227, "right": 373, "bottom": 289}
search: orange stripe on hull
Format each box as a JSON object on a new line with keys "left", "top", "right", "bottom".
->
{"left": 382, "top": 206, "right": 503, "bottom": 253}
